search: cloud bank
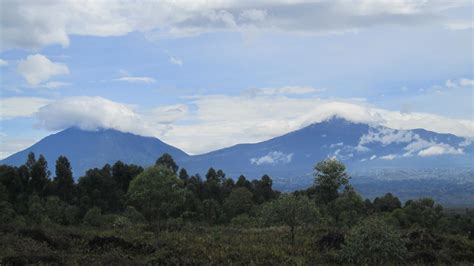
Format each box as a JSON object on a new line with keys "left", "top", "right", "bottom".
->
{"left": 2, "top": 0, "right": 471, "bottom": 50}
{"left": 2, "top": 92, "right": 473, "bottom": 155}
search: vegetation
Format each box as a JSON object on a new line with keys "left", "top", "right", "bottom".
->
{"left": 0, "top": 154, "right": 473, "bottom": 264}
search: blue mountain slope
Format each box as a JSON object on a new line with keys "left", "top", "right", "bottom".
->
{"left": 1, "top": 118, "right": 472, "bottom": 181}
{"left": 1, "top": 127, "right": 189, "bottom": 177}
{"left": 180, "top": 118, "right": 473, "bottom": 178}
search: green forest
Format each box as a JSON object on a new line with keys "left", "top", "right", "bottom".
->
{"left": 0, "top": 152, "right": 473, "bottom": 265}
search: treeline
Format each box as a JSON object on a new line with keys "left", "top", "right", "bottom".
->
{"left": 0, "top": 152, "right": 473, "bottom": 264}
{"left": 0, "top": 152, "right": 280, "bottom": 226}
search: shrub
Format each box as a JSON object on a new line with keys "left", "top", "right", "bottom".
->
{"left": 341, "top": 216, "right": 407, "bottom": 264}
{"left": 83, "top": 207, "right": 103, "bottom": 227}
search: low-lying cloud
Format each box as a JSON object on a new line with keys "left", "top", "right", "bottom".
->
{"left": 3, "top": 93, "right": 473, "bottom": 155}
{"left": 250, "top": 151, "right": 294, "bottom": 166}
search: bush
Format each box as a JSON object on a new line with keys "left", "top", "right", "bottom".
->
{"left": 83, "top": 207, "right": 103, "bottom": 227}
{"left": 231, "top": 214, "right": 258, "bottom": 228}
{"left": 341, "top": 216, "right": 407, "bottom": 264}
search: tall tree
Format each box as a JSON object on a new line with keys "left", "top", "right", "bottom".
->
{"left": 253, "top": 174, "right": 276, "bottom": 204}
{"left": 178, "top": 168, "right": 189, "bottom": 181}
{"left": 203, "top": 168, "right": 222, "bottom": 201}
{"left": 260, "top": 195, "right": 319, "bottom": 244}
{"left": 30, "top": 154, "right": 50, "bottom": 196}
{"left": 155, "top": 153, "right": 178, "bottom": 174}
{"left": 127, "top": 165, "right": 184, "bottom": 221}
{"left": 25, "top": 152, "right": 36, "bottom": 172}
{"left": 53, "top": 156, "right": 74, "bottom": 203}
{"left": 373, "top": 193, "right": 402, "bottom": 212}
{"left": 112, "top": 161, "right": 143, "bottom": 192}
{"left": 223, "top": 187, "right": 254, "bottom": 219}
{"left": 313, "top": 158, "right": 350, "bottom": 205}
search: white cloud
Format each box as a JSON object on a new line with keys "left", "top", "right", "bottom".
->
{"left": 239, "top": 9, "right": 267, "bottom": 22}
{"left": 35, "top": 96, "right": 151, "bottom": 135}
{"left": 359, "top": 127, "right": 416, "bottom": 146}
{"left": 149, "top": 104, "right": 188, "bottom": 124}
{"left": 380, "top": 154, "right": 397, "bottom": 160}
{"left": 0, "top": 97, "right": 51, "bottom": 119}
{"left": 250, "top": 151, "right": 293, "bottom": 165}
{"left": 330, "top": 142, "right": 344, "bottom": 148}
{"left": 369, "top": 155, "right": 377, "bottom": 160}
{"left": 418, "top": 145, "right": 463, "bottom": 157}
{"left": 445, "top": 78, "right": 473, "bottom": 89}
{"left": 114, "top": 77, "right": 156, "bottom": 83}
{"left": 10, "top": 94, "right": 473, "bottom": 155}
{"left": 444, "top": 20, "right": 474, "bottom": 30}
{"left": 0, "top": 137, "right": 37, "bottom": 159}
{"left": 459, "top": 78, "right": 474, "bottom": 87}
{"left": 33, "top": 97, "right": 192, "bottom": 139}
{"left": 245, "top": 86, "right": 325, "bottom": 96}
{"left": 169, "top": 56, "right": 183, "bottom": 66}
{"left": 41, "top": 81, "right": 71, "bottom": 89}
{"left": 17, "top": 54, "right": 69, "bottom": 86}
{"left": 1, "top": 0, "right": 470, "bottom": 50}
{"left": 0, "top": 59, "right": 8, "bottom": 66}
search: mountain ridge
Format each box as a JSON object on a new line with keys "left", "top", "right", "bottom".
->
{"left": 1, "top": 118, "right": 472, "bottom": 180}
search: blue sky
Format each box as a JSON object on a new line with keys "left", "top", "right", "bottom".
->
{"left": 0, "top": 0, "right": 473, "bottom": 158}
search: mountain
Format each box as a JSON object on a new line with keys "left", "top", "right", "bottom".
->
{"left": 180, "top": 118, "right": 473, "bottom": 179}
{"left": 1, "top": 127, "right": 189, "bottom": 176}
{"left": 1, "top": 118, "right": 473, "bottom": 181}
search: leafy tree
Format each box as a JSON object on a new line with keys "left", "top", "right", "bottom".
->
{"left": 178, "top": 168, "right": 189, "bottom": 181}
{"left": 223, "top": 187, "right": 254, "bottom": 219}
{"left": 123, "top": 206, "right": 146, "bottom": 223}
{"left": 0, "top": 200, "right": 16, "bottom": 224}
{"left": 252, "top": 174, "right": 276, "bottom": 204}
{"left": 53, "top": 156, "right": 75, "bottom": 203}
{"left": 203, "top": 168, "right": 222, "bottom": 201}
{"left": 236, "top": 175, "right": 252, "bottom": 191}
{"left": 332, "top": 187, "right": 365, "bottom": 227}
{"left": 112, "top": 161, "right": 143, "bottom": 192}
{"left": 260, "top": 195, "right": 319, "bottom": 244}
{"left": 313, "top": 158, "right": 350, "bottom": 205}
{"left": 27, "top": 194, "right": 45, "bottom": 224}
{"left": 83, "top": 206, "right": 103, "bottom": 226}
{"left": 44, "top": 196, "right": 77, "bottom": 225}
{"left": 373, "top": 193, "right": 402, "bottom": 212}
{"left": 127, "top": 165, "right": 184, "bottom": 221}
{"left": 78, "top": 165, "right": 122, "bottom": 212}
{"left": 341, "top": 216, "right": 407, "bottom": 264}
{"left": 25, "top": 152, "right": 36, "bottom": 172}
{"left": 202, "top": 199, "right": 223, "bottom": 225}
{"left": 0, "top": 165, "right": 24, "bottom": 203}
{"left": 392, "top": 198, "right": 444, "bottom": 230}
{"left": 30, "top": 154, "right": 51, "bottom": 196}
{"left": 155, "top": 153, "right": 178, "bottom": 174}
{"left": 220, "top": 177, "right": 235, "bottom": 201}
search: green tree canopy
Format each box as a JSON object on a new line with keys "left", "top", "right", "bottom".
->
{"left": 373, "top": 193, "right": 402, "bottom": 213}
{"left": 223, "top": 187, "right": 254, "bottom": 219}
{"left": 260, "top": 195, "right": 319, "bottom": 244}
{"left": 342, "top": 216, "right": 407, "bottom": 264}
{"left": 53, "top": 156, "right": 74, "bottom": 203}
{"left": 155, "top": 153, "right": 179, "bottom": 174}
{"left": 313, "top": 158, "right": 350, "bottom": 205}
{"left": 127, "top": 165, "right": 184, "bottom": 221}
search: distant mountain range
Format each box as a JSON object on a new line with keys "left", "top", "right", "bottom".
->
{"left": 2, "top": 117, "right": 473, "bottom": 183}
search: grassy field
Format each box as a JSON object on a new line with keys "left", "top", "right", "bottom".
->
{"left": 1, "top": 222, "right": 473, "bottom": 265}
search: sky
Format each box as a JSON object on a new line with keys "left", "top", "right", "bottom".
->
{"left": 0, "top": 0, "right": 473, "bottom": 158}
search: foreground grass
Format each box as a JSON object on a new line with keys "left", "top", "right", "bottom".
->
{"left": 0, "top": 223, "right": 472, "bottom": 265}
